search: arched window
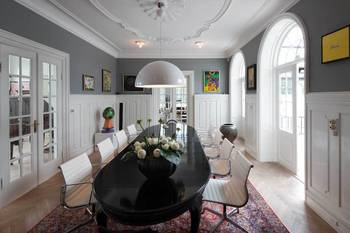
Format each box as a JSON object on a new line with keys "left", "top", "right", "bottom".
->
{"left": 229, "top": 51, "right": 246, "bottom": 136}
{"left": 257, "top": 13, "right": 307, "bottom": 179}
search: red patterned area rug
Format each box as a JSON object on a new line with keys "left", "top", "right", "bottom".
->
{"left": 29, "top": 182, "right": 289, "bottom": 233}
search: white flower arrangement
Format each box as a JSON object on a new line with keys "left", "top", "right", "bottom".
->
{"left": 121, "top": 119, "right": 183, "bottom": 165}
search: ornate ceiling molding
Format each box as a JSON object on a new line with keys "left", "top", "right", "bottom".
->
{"left": 89, "top": 0, "right": 232, "bottom": 43}
{"left": 138, "top": 0, "right": 185, "bottom": 21}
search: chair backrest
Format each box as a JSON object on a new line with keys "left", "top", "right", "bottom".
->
{"left": 97, "top": 138, "right": 115, "bottom": 163}
{"left": 127, "top": 124, "right": 138, "bottom": 136}
{"left": 116, "top": 130, "right": 128, "bottom": 152}
{"left": 214, "top": 130, "right": 223, "bottom": 146}
{"left": 224, "top": 150, "right": 253, "bottom": 207}
{"left": 219, "top": 138, "right": 233, "bottom": 159}
{"left": 166, "top": 119, "right": 177, "bottom": 124}
{"left": 59, "top": 153, "right": 92, "bottom": 186}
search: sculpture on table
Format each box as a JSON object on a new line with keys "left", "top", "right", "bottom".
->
{"left": 102, "top": 107, "right": 115, "bottom": 133}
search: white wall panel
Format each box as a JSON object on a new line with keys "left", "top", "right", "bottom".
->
{"left": 245, "top": 94, "right": 257, "bottom": 157}
{"left": 306, "top": 92, "right": 350, "bottom": 232}
{"left": 194, "top": 94, "right": 229, "bottom": 136}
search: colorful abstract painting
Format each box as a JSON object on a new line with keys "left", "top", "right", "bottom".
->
{"left": 203, "top": 70, "right": 220, "bottom": 93}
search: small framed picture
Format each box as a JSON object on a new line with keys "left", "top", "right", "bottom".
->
{"left": 82, "top": 74, "right": 95, "bottom": 91}
{"left": 102, "top": 69, "right": 112, "bottom": 92}
{"left": 203, "top": 70, "right": 220, "bottom": 93}
{"left": 321, "top": 25, "right": 350, "bottom": 64}
{"left": 246, "top": 64, "right": 257, "bottom": 91}
{"left": 122, "top": 75, "right": 144, "bottom": 93}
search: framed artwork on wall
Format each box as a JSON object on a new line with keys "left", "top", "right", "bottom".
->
{"left": 321, "top": 25, "right": 350, "bottom": 64}
{"left": 203, "top": 70, "right": 220, "bottom": 93}
{"left": 122, "top": 75, "right": 144, "bottom": 93}
{"left": 82, "top": 74, "right": 95, "bottom": 91}
{"left": 102, "top": 69, "right": 112, "bottom": 92}
{"left": 246, "top": 64, "right": 257, "bottom": 91}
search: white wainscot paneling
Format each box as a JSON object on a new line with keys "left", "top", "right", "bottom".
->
{"left": 116, "top": 95, "right": 153, "bottom": 131}
{"left": 245, "top": 94, "right": 257, "bottom": 158}
{"left": 306, "top": 92, "right": 350, "bottom": 232}
{"left": 194, "top": 94, "right": 229, "bottom": 136}
{"left": 68, "top": 95, "right": 117, "bottom": 159}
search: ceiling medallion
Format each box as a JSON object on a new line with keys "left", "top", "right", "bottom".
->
{"left": 138, "top": 0, "right": 185, "bottom": 21}
{"left": 89, "top": 0, "right": 232, "bottom": 43}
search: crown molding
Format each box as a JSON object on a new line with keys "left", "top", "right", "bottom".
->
{"left": 118, "top": 49, "right": 228, "bottom": 59}
{"left": 89, "top": 0, "right": 232, "bottom": 43}
{"left": 224, "top": 0, "right": 301, "bottom": 57}
{"left": 14, "top": 0, "right": 120, "bottom": 58}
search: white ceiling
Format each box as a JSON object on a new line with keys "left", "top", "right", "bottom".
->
{"left": 15, "top": 0, "right": 299, "bottom": 58}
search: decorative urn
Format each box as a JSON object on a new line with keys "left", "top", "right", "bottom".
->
{"left": 219, "top": 123, "right": 238, "bottom": 143}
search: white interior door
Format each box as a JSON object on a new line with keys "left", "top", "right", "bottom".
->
{"left": 37, "top": 55, "right": 62, "bottom": 183}
{"left": 155, "top": 71, "right": 194, "bottom": 126}
{"left": 0, "top": 45, "right": 38, "bottom": 208}
{"left": 277, "top": 65, "right": 297, "bottom": 172}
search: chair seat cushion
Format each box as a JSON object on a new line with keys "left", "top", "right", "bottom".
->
{"left": 209, "top": 159, "right": 230, "bottom": 176}
{"left": 65, "top": 182, "right": 95, "bottom": 208}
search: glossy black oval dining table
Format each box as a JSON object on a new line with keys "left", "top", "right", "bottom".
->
{"left": 93, "top": 124, "right": 210, "bottom": 233}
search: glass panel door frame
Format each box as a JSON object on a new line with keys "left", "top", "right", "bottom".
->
{"left": 276, "top": 64, "right": 297, "bottom": 172}
{"left": 0, "top": 45, "right": 38, "bottom": 207}
{"left": 38, "top": 54, "right": 63, "bottom": 183}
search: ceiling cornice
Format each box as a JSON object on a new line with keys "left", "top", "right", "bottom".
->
{"left": 89, "top": 0, "right": 232, "bottom": 43}
{"left": 119, "top": 49, "right": 228, "bottom": 59}
{"left": 224, "top": 0, "right": 301, "bottom": 58}
{"left": 14, "top": 0, "right": 120, "bottom": 58}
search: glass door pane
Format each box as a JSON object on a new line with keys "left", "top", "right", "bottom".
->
{"left": 8, "top": 54, "right": 33, "bottom": 182}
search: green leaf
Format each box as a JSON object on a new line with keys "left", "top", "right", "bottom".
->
{"left": 160, "top": 149, "right": 181, "bottom": 165}
{"left": 121, "top": 151, "right": 136, "bottom": 161}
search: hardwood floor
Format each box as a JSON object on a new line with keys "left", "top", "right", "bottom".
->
{"left": 0, "top": 144, "right": 335, "bottom": 233}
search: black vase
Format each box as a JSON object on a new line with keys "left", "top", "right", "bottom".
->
{"left": 138, "top": 156, "right": 176, "bottom": 180}
{"left": 219, "top": 123, "right": 238, "bottom": 143}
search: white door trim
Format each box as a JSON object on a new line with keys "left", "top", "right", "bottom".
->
{"left": 0, "top": 29, "right": 70, "bottom": 172}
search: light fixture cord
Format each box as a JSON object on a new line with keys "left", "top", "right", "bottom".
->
{"left": 159, "top": 18, "right": 162, "bottom": 58}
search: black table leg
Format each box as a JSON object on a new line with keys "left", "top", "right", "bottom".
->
{"left": 190, "top": 195, "right": 203, "bottom": 233}
{"left": 96, "top": 207, "right": 108, "bottom": 233}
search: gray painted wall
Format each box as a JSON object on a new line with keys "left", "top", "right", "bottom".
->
{"left": 116, "top": 58, "right": 230, "bottom": 94}
{"left": 0, "top": 0, "right": 117, "bottom": 95}
{"left": 241, "top": 0, "right": 350, "bottom": 93}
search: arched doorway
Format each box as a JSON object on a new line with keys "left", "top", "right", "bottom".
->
{"left": 257, "top": 13, "right": 308, "bottom": 181}
{"left": 229, "top": 51, "right": 246, "bottom": 138}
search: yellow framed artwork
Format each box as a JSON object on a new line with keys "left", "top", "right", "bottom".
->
{"left": 322, "top": 25, "right": 350, "bottom": 64}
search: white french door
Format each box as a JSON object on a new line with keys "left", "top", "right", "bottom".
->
{"left": 156, "top": 71, "right": 194, "bottom": 126}
{"left": 37, "top": 55, "right": 62, "bottom": 183}
{"left": 276, "top": 65, "right": 297, "bottom": 172}
{"left": 0, "top": 46, "right": 63, "bottom": 207}
{"left": 0, "top": 45, "right": 38, "bottom": 207}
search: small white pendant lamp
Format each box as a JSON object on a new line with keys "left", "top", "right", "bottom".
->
{"left": 135, "top": 1, "right": 185, "bottom": 88}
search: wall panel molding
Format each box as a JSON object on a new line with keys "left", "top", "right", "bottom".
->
{"left": 306, "top": 91, "right": 350, "bottom": 232}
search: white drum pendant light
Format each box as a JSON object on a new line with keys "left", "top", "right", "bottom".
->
{"left": 135, "top": 1, "right": 185, "bottom": 88}
{"left": 135, "top": 61, "right": 185, "bottom": 88}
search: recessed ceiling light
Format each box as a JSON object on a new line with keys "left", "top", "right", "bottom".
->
{"left": 194, "top": 41, "right": 204, "bottom": 48}
{"left": 135, "top": 41, "right": 145, "bottom": 48}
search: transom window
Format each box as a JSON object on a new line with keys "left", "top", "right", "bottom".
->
{"left": 278, "top": 26, "right": 304, "bottom": 66}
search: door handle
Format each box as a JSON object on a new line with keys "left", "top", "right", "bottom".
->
{"left": 32, "top": 120, "right": 39, "bottom": 133}
{"left": 329, "top": 119, "right": 338, "bottom": 136}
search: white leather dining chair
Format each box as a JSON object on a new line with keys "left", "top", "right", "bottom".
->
{"left": 208, "top": 138, "right": 234, "bottom": 177}
{"left": 127, "top": 124, "right": 139, "bottom": 141}
{"left": 96, "top": 137, "right": 115, "bottom": 166}
{"left": 116, "top": 129, "right": 128, "bottom": 153}
{"left": 203, "top": 150, "right": 254, "bottom": 233}
{"left": 59, "top": 152, "right": 95, "bottom": 232}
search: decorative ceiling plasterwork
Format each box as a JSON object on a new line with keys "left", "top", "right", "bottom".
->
{"left": 89, "top": 0, "right": 232, "bottom": 43}
{"left": 138, "top": 0, "right": 185, "bottom": 21}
